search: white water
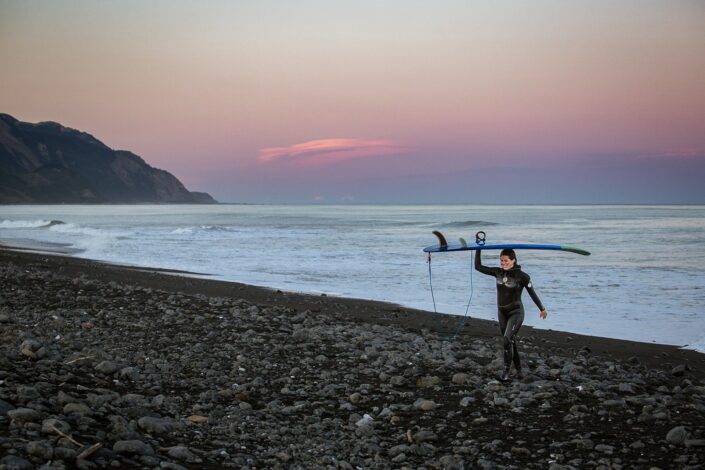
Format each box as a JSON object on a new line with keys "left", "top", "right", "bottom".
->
{"left": 1, "top": 204, "right": 704, "bottom": 351}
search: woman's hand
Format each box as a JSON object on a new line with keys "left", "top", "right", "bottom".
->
{"left": 539, "top": 310, "right": 548, "bottom": 320}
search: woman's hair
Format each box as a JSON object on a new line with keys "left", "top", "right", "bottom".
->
{"left": 500, "top": 248, "right": 517, "bottom": 262}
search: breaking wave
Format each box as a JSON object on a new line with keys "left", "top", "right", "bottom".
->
{"left": 685, "top": 335, "right": 705, "bottom": 354}
{"left": 0, "top": 219, "right": 65, "bottom": 229}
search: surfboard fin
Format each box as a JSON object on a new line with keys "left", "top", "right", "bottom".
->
{"left": 459, "top": 237, "right": 467, "bottom": 248}
{"left": 432, "top": 230, "right": 448, "bottom": 249}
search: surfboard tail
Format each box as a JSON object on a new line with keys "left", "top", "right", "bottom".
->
{"left": 561, "top": 246, "right": 591, "bottom": 256}
{"left": 432, "top": 230, "right": 448, "bottom": 249}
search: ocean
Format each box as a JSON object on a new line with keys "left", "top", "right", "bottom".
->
{"left": 1, "top": 204, "right": 704, "bottom": 352}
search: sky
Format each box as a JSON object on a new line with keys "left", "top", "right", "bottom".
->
{"left": 1, "top": 0, "right": 704, "bottom": 204}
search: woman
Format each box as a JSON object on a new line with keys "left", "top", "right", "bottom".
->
{"left": 475, "top": 248, "right": 547, "bottom": 381}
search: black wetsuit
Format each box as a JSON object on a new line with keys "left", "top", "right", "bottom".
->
{"left": 475, "top": 250, "right": 545, "bottom": 371}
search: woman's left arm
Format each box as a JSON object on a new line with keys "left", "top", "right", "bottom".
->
{"left": 525, "top": 275, "right": 548, "bottom": 319}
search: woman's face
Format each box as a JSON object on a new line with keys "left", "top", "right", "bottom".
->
{"left": 500, "top": 255, "right": 515, "bottom": 270}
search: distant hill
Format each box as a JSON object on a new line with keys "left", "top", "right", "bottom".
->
{"left": 0, "top": 113, "right": 216, "bottom": 204}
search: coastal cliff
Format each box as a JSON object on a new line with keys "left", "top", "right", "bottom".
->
{"left": 0, "top": 113, "right": 216, "bottom": 204}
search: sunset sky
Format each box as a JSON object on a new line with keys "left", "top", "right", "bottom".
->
{"left": 1, "top": 0, "right": 704, "bottom": 203}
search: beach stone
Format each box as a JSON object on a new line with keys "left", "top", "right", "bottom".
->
{"left": 53, "top": 447, "right": 78, "bottom": 460}
{"left": 109, "top": 414, "right": 138, "bottom": 440}
{"left": 26, "top": 440, "right": 54, "bottom": 459}
{"left": 0, "top": 399, "right": 16, "bottom": 415}
{"left": 576, "top": 438, "right": 595, "bottom": 450}
{"left": 414, "top": 399, "right": 438, "bottom": 411}
{"left": 355, "top": 417, "right": 375, "bottom": 437}
{"left": 291, "top": 328, "right": 311, "bottom": 342}
{"left": 460, "top": 396, "right": 475, "bottom": 407}
{"left": 494, "top": 396, "right": 510, "bottom": 406}
{"left": 629, "top": 440, "right": 645, "bottom": 449}
{"left": 7, "top": 407, "right": 41, "bottom": 423}
{"left": 414, "top": 430, "right": 438, "bottom": 442}
{"left": 64, "top": 403, "right": 93, "bottom": 416}
{"left": 17, "top": 385, "right": 40, "bottom": 403}
{"left": 141, "top": 455, "right": 162, "bottom": 467}
{"left": 594, "top": 444, "right": 614, "bottom": 454}
{"left": 138, "top": 416, "right": 175, "bottom": 434}
{"left": 390, "top": 376, "right": 406, "bottom": 386}
{"left": 618, "top": 383, "right": 637, "bottom": 394}
{"left": 377, "top": 407, "right": 393, "bottom": 419}
{"left": 160, "top": 462, "right": 188, "bottom": 470}
{"left": 511, "top": 446, "right": 531, "bottom": 456}
{"left": 168, "top": 446, "right": 197, "bottom": 462}
{"left": 186, "top": 415, "right": 208, "bottom": 424}
{"left": 95, "top": 360, "right": 121, "bottom": 375}
{"left": 355, "top": 414, "right": 374, "bottom": 427}
{"left": 392, "top": 453, "right": 407, "bottom": 463}
{"left": 119, "top": 366, "right": 140, "bottom": 381}
{"left": 19, "top": 339, "right": 45, "bottom": 360}
{"left": 86, "top": 391, "right": 119, "bottom": 408}
{"left": 666, "top": 426, "right": 689, "bottom": 445}
{"left": 672, "top": 365, "right": 686, "bottom": 376}
{"left": 388, "top": 444, "right": 410, "bottom": 457}
{"left": 57, "top": 391, "right": 77, "bottom": 406}
{"left": 439, "top": 455, "right": 464, "bottom": 469}
{"left": 452, "top": 373, "right": 471, "bottom": 384}
{"left": 0, "top": 456, "right": 34, "bottom": 470}
{"left": 602, "top": 398, "right": 626, "bottom": 408}
{"left": 113, "top": 439, "right": 154, "bottom": 455}
{"left": 417, "top": 376, "right": 441, "bottom": 388}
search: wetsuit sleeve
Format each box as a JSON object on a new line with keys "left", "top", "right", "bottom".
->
{"left": 524, "top": 275, "right": 546, "bottom": 311}
{"left": 474, "top": 250, "right": 497, "bottom": 276}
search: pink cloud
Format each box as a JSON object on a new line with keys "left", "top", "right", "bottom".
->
{"left": 258, "top": 138, "right": 409, "bottom": 166}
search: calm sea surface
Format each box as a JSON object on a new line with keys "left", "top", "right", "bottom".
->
{"left": 2, "top": 205, "right": 704, "bottom": 351}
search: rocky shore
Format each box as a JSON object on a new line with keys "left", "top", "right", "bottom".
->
{"left": 1, "top": 248, "right": 704, "bottom": 469}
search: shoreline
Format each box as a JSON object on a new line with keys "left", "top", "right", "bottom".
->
{"left": 3, "top": 236, "right": 700, "bottom": 353}
{"left": 2, "top": 246, "right": 704, "bottom": 376}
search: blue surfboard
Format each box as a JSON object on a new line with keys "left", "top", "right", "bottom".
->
{"left": 423, "top": 230, "right": 590, "bottom": 256}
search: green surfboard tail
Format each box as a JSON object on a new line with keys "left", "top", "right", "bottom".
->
{"left": 561, "top": 246, "right": 591, "bottom": 256}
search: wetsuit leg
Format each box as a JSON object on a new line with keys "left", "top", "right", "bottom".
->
{"left": 497, "top": 309, "right": 510, "bottom": 369}
{"left": 500, "top": 307, "right": 524, "bottom": 371}
{"left": 508, "top": 309, "right": 524, "bottom": 370}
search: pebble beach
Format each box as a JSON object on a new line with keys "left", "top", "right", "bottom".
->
{"left": 1, "top": 247, "right": 704, "bottom": 469}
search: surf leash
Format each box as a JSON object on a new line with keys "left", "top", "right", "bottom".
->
{"left": 427, "top": 250, "right": 475, "bottom": 341}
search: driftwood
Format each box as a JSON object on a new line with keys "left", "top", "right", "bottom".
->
{"left": 50, "top": 424, "right": 83, "bottom": 447}
{"left": 77, "top": 443, "right": 103, "bottom": 460}
{"left": 50, "top": 424, "right": 102, "bottom": 461}
{"left": 64, "top": 356, "right": 94, "bottom": 365}
{"left": 406, "top": 429, "right": 414, "bottom": 444}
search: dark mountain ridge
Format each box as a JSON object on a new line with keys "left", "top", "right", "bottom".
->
{"left": 0, "top": 113, "right": 216, "bottom": 203}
